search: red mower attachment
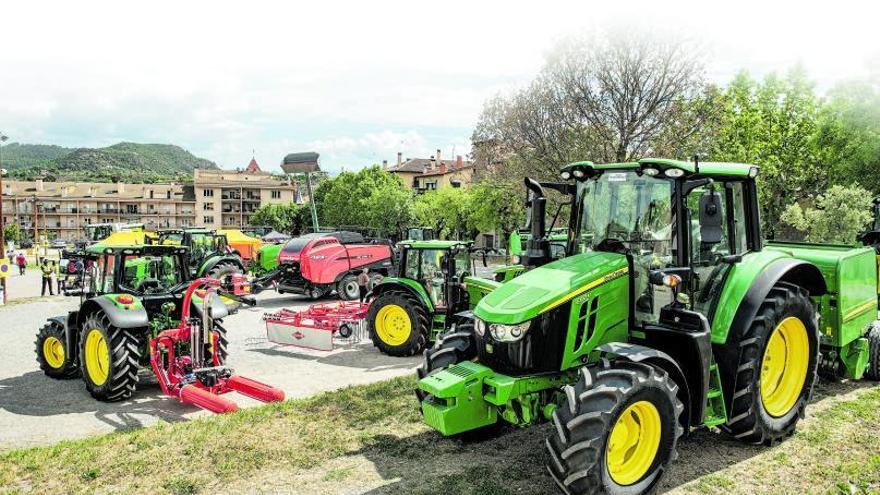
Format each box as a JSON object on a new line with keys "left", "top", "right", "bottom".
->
{"left": 149, "top": 277, "right": 285, "bottom": 413}
{"left": 263, "top": 301, "right": 369, "bottom": 351}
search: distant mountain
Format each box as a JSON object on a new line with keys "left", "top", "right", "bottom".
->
{"left": 3, "top": 142, "right": 218, "bottom": 183}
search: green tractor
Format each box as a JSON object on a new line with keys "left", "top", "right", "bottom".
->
{"left": 367, "top": 240, "right": 499, "bottom": 356}
{"left": 417, "top": 158, "right": 880, "bottom": 494}
{"left": 150, "top": 228, "right": 246, "bottom": 282}
{"left": 34, "top": 244, "right": 248, "bottom": 401}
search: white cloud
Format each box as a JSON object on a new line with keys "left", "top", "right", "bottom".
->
{"left": 0, "top": 0, "right": 877, "bottom": 172}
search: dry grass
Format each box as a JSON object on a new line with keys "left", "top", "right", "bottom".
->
{"left": 1, "top": 376, "right": 879, "bottom": 495}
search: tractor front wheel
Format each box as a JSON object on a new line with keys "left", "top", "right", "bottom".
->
{"left": 416, "top": 323, "right": 476, "bottom": 402}
{"left": 35, "top": 320, "right": 79, "bottom": 379}
{"left": 546, "top": 360, "right": 683, "bottom": 494}
{"left": 718, "top": 282, "right": 818, "bottom": 445}
{"left": 207, "top": 261, "right": 243, "bottom": 285}
{"left": 368, "top": 291, "right": 428, "bottom": 356}
{"left": 79, "top": 312, "right": 141, "bottom": 402}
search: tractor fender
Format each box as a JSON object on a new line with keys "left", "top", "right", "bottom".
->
{"left": 713, "top": 257, "right": 827, "bottom": 345}
{"left": 596, "top": 342, "right": 693, "bottom": 430}
{"left": 199, "top": 255, "right": 245, "bottom": 277}
{"left": 370, "top": 278, "right": 434, "bottom": 313}
{"left": 80, "top": 295, "right": 149, "bottom": 329}
{"left": 190, "top": 294, "right": 231, "bottom": 320}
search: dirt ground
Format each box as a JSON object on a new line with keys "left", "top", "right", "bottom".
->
{"left": 0, "top": 289, "right": 420, "bottom": 448}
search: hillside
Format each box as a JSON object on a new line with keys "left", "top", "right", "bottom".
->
{"left": 3, "top": 142, "right": 218, "bottom": 183}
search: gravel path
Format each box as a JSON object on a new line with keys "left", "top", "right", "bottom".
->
{"left": 0, "top": 290, "right": 420, "bottom": 449}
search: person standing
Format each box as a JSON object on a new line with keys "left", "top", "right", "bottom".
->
{"left": 40, "top": 258, "right": 54, "bottom": 296}
{"left": 356, "top": 268, "right": 370, "bottom": 302}
{"left": 16, "top": 252, "right": 26, "bottom": 276}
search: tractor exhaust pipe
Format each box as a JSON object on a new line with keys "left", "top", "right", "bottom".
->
{"left": 523, "top": 178, "right": 549, "bottom": 266}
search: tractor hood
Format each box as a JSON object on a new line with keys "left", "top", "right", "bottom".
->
{"left": 473, "top": 251, "right": 628, "bottom": 324}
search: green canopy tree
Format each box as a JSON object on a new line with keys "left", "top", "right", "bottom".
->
{"left": 780, "top": 185, "right": 873, "bottom": 244}
{"left": 249, "top": 203, "right": 310, "bottom": 235}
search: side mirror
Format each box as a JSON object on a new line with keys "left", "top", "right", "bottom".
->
{"left": 698, "top": 191, "right": 723, "bottom": 245}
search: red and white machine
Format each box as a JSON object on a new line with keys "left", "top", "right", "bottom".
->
{"left": 263, "top": 301, "right": 369, "bottom": 351}
{"left": 149, "top": 278, "right": 285, "bottom": 413}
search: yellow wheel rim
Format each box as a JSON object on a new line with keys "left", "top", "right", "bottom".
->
{"left": 761, "top": 316, "right": 809, "bottom": 417}
{"left": 43, "top": 336, "right": 66, "bottom": 369}
{"left": 84, "top": 329, "right": 110, "bottom": 386}
{"left": 606, "top": 401, "right": 662, "bottom": 486}
{"left": 374, "top": 305, "right": 412, "bottom": 346}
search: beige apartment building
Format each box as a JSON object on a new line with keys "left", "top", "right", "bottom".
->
{"left": 1, "top": 159, "right": 300, "bottom": 241}
{"left": 385, "top": 149, "right": 475, "bottom": 192}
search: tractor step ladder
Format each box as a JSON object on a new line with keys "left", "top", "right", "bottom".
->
{"left": 703, "top": 361, "right": 727, "bottom": 427}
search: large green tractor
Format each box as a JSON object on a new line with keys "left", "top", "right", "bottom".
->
{"left": 367, "top": 240, "right": 499, "bottom": 356}
{"left": 150, "top": 228, "right": 245, "bottom": 282}
{"left": 34, "top": 244, "right": 247, "bottom": 401}
{"left": 417, "top": 158, "right": 880, "bottom": 494}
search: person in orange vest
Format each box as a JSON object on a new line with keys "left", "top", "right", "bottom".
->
{"left": 40, "top": 258, "right": 55, "bottom": 296}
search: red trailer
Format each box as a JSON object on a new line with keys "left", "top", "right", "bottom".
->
{"left": 268, "top": 231, "right": 393, "bottom": 300}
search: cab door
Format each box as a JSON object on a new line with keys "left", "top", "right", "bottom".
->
{"left": 686, "top": 180, "right": 750, "bottom": 319}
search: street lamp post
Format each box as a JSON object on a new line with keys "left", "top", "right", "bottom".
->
{"left": 0, "top": 132, "right": 8, "bottom": 304}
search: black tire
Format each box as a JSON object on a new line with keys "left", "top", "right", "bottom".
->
{"left": 210, "top": 321, "right": 229, "bottom": 365}
{"left": 415, "top": 323, "right": 476, "bottom": 402}
{"left": 864, "top": 322, "right": 880, "bottom": 380}
{"left": 309, "top": 287, "right": 325, "bottom": 300}
{"left": 35, "top": 320, "right": 79, "bottom": 379}
{"left": 337, "top": 274, "right": 360, "bottom": 301}
{"left": 546, "top": 360, "right": 683, "bottom": 495}
{"left": 368, "top": 290, "right": 429, "bottom": 356}
{"left": 207, "top": 261, "right": 243, "bottom": 284}
{"left": 716, "top": 282, "right": 819, "bottom": 445}
{"left": 79, "top": 312, "right": 142, "bottom": 402}
{"left": 338, "top": 323, "right": 353, "bottom": 339}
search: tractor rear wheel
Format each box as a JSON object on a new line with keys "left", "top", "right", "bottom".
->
{"left": 416, "top": 323, "right": 476, "bottom": 402}
{"left": 79, "top": 312, "right": 141, "bottom": 402}
{"left": 718, "top": 282, "right": 818, "bottom": 445}
{"left": 337, "top": 274, "right": 360, "bottom": 301}
{"left": 546, "top": 360, "right": 683, "bottom": 495}
{"left": 35, "top": 320, "right": 79, "bottom": 379}
{"left": 368, "top": 290, "right": 429, "bottom": 356}
{"left": 864, "top": 322, "right": 880, "bottom": 380}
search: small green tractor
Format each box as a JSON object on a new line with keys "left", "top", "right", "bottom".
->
{"left": 416, "top": 159, "right": 880, "bottom": 494}
{"left": 367, "top": 240, "right": 499, "bottom": 356}
{"left": 149, "top": 228, "right": 246, "bottom": 282}
{"left": 34, "top": 244, "right": 248, "bottom": 402}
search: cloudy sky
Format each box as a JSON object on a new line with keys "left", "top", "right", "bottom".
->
{"left": 0, "top": 1, "right": 877, "bottom": 174}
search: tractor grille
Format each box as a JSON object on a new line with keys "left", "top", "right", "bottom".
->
{"left": 445, "top": 364, "right": 474, "bottom": 379}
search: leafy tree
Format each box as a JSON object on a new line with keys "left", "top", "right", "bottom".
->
{"left": 3, "top": 223, "right": 23, "bottom": 244}
{"left": 314, "top": 166, "right": 415, "bottom": 237}
{"left": 249, "top": 203, "right": 310, "bottom": 235}
{"left": 413, "top": 187, "right": 471, "bottom": 240}
{"left": 780, "top": 185, "right": 873, "bottom": 243}
{"left": 465, "top": 182, "right": 524, "bottom": 244}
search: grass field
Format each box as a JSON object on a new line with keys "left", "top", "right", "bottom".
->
{"left": 1, "top": 377, "right": 879, "bottom": 495}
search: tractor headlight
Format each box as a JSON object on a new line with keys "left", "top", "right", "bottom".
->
{"left": 560, "top": 170, "right": 572, "bottom": 180}
{"left": 642, "top": 167, "right": 659, "bottom": 177}
{"left": 572, "top": 168, "right": 586, "bottom": 179}
{"left": 474, "top": 319, "right": 486, "bottom": 337}
{"left": 511, "top": 255, "right": 521, "bottom": 264}
{"left": 489, "top": 321, "right": 530, "bottom": 342}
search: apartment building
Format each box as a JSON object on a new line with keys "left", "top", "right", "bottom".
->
{"left": 1, "top": 158, "right": 301, "bottom": 241}
{"left": 385, "top": 149, "right": 474, "bottom": 193}
{"left": 194, "top": 159, "right": 299, "bottom": 230}
{"left": 1, "top": 179, "right": 196, "bottom": 241}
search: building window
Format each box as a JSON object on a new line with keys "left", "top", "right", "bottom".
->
{"left": 167, "top": 191, "right": 172, "bottom": 199}
{"left": 271, "top": 190, "right": 281, "bottom": 199}
{"left": 126, "top": 204, "right": 138, "bottom": 214}
{"left": 203, "top": 189, "right": 214, "bottom": 198}
{"left": 203, "top": 203, "right": 214, "bottom": 211}
{"left": 149, "top": 190, "right": 154, "bottom": 199}
{"left": 203, "top": 216, "right": 214, "bottom": 224}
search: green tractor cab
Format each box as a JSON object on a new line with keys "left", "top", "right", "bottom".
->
{"left": 417, "top": 158, "right": 880, "bottom": 495}
{"left": 367, "top": 239, "right": 500, "bottom": 356}
{"left": 150, "top": 228, "right": 246, "bottom": 282}
{"left": 34, "top": 244, "right": 249, "bottom": 402}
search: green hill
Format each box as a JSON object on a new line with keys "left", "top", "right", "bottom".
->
{"left": 3, "top": 142, "right": 218, "bottom": 183}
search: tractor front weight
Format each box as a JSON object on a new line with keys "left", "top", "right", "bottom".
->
{"left": 419, "top": 361, "right": 576, "bottom": 435}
